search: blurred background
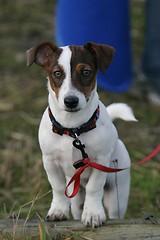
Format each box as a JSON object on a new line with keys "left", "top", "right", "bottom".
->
{"left": 0, "top": 0, "right": 159, "bottom": 220}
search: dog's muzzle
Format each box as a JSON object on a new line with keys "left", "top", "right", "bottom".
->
{"left": 64, "top": 95, "right": 79, "bottom": 111}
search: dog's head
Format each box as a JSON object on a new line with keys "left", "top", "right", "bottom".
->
{"left": 27, "top": 42, "right": 115, "bottom": 112}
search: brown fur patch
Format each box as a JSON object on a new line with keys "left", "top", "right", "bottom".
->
{"left": 43, "top": 49, "right": 65, "bottom": 99}
{"left": 69, "top": 46, "right": 97, "bottom": 98}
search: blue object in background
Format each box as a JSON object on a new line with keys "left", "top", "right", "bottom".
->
{"left": 55, "top": 0, "right": 132, "bottom": 92}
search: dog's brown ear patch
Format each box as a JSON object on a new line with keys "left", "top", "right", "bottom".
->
{"left": 26, "top": 42, "right": 58, "bottom": 67}
{"left": 84, "top": 42, "right": 115, "bottom": 73}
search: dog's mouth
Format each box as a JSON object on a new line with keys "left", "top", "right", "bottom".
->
{"left": 64, "top": 107, "right": 81, "bottom": 112}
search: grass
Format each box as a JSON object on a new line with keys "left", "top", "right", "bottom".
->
{"left": 0, "top": 0, "right": 160, "bottom": 238}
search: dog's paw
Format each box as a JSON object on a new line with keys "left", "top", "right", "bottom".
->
{"left": 81, "top": 203, "right": 106, "bottom": 228}
{"left": 46, "top": 203, "right": 70, "bottom": 221}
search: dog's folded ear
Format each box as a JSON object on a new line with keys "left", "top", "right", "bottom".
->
{"left": 84, "top": 42, "right": 115, "bottom": 74}
{"left": 26, "top": 42, "right": 58, "bottom": 67}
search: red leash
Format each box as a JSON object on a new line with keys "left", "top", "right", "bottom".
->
{"left": 65, "top": 145, "right": 160, "bottom": 198}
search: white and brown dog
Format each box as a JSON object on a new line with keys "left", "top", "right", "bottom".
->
{"left": 26, "top": 42, "right": 136, "bottom": 227}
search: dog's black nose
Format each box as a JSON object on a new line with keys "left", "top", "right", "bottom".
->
{"left": 64, "top": 95, "right": 79, "bottom": 109}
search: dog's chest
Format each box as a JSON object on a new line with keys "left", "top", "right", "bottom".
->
{"left": 39, "top": 105, "right": 118, "bottom": 178}
{"left": 45, "top": 133, "right": 93, "bottom": 177}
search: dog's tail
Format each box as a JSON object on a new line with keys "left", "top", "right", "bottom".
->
{"left": 106, "top": 103, "right": 137, "bottom": 122}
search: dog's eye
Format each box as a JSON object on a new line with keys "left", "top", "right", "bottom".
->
{"left": 82, "top": 69, "right": 91, "bottom": 76}
{"left": 53, "top": 70, "right": 62, "bottom": 78}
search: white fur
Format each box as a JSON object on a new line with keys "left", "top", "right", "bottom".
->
{"left": 39, "top": 48, "right": 136, "bottom": 227}
{"left": 57, "top": 46, "right": 87, "bottom": 112}
{"left": 107, "top": 103, "right": 138, "bottom": 122}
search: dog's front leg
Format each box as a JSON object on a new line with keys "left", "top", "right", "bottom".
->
{"left": 43, "top": 155, "right": 70, "bottom": 221}
{"left": 82, "top": 157, "right": 108, "bottom": 227}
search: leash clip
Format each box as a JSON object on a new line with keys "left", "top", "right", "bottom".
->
{"left": 72, "top": 134, "right": 89, "bottom": 169}
{"left": 73, "top": 138, "right": 88, "bottom": 160}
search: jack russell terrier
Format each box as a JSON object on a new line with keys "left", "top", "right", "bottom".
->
{"left": 26, "top": 41, "right": 137, "bottom": 228}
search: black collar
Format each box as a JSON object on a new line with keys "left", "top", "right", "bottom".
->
{"left": 48, "top": 105, "right": 100, "bottom": 138}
